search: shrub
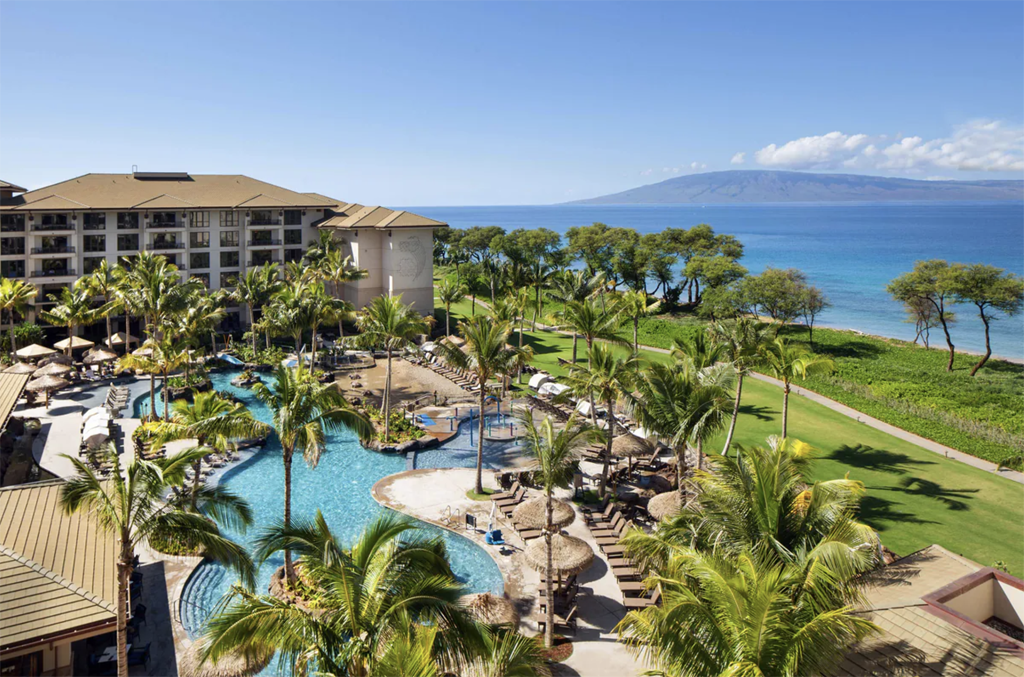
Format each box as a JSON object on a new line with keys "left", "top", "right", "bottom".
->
{"left": 0, "top": 323, "right": 46, "bottom": 355}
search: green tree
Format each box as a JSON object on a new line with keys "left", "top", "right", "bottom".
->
{"left": 80, "top": 259, "right": 123, "bottom": 350}
{"left": 559, "top": 298, "right": 626, "bottom": 366}
{"left": 887, "top": 260, "right": 963, "bottom": 371}
{"left": 61, "top": 445, "right": 254, "bottom": 677}
{"left": 39, "top": 286, "right": 102, "bottom": 356}
{"left": 436, "top": 277, "right": 467, "bottom": 337}
{"left": 251, "top": 364, "right": 372, "bottom": 584}
{"left": 616, "top": 289, "right": 662, "bottom": 356}
{"left": 951, "top": 264, "right": 1024, "bottom": 376}
{"left": 547, "top": 270, "right": 603, "bottom": 362}
{"left": 355, "top": 294, "right": 428, "bottom": 440}
{"left": 527, "top": 260, "right": 555, "bottom": 329}
{"left": 737, "top": 267, "right": 808, "bottom": 328}
{"left": 799, "top": 284, "right": 831, "bottom": 346}
{"left": 760, "top": 337, "right": 835, "bottom": 439}
{"left": 232, "top": 264, "right": 284, "bottom": 352}
{"left": 708, "top": 319, "right": 774, "bottom": 455}
{"left": 318, "top": 248, "right": 367, "bottom": 338}
{"left": 0, "top": 277, "right": 37, "bottom": 357}
{"left": 566, "top": 222, "right": 616, "bottom": 277}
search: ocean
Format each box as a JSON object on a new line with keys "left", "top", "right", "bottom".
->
{"left": 407, "top": 202, "right": 1024, "bottom": 360}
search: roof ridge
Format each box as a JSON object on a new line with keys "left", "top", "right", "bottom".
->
{"left": 0, "top": 544, "right": 117, "bottom": 614}
{"left": 376, "top": 209, "right": 405, "bottom": 228}
{"left": 0, "top": 478, "right": 66, "bottom": 493}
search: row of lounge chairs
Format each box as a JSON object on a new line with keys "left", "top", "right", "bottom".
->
{"left": 583, "top": 500, "right": 661, "bottom": 609}
{"left": 416, "top": 354, "right": 482, "bottom": 392}
{"left": 106, "top": 385, "right": 129, "bottom": 415}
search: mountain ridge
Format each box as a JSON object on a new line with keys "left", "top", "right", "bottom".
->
{"left": 567, "top": 170, "right": 1024, "bottom": 204}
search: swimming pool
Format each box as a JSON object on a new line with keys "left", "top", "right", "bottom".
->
{"left": 171, "top": 371, "right": 507, "bottom": 644}
{"left": 414, "top": 413, "right": 526, "bottom": 470}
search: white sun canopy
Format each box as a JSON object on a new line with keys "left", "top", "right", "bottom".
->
{"left": 528, "top": 373, "right": 553, "bottom": 390}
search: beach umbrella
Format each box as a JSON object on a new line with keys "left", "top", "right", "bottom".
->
{"left": 83, "top": 428, "right": 110, "bottom": 449}
{"left": 462, "top": 593, "right": 520, "bottom": 627}
{"left": 83, "top": 348, "right": 118, "bottom": 365}
{"left": 33, "top": 361, "right": 73, "bottom": 377}
{"left": 132, "top": 345, "right": 155, "bottom": 358}
{"left": 54, "top": 336, "right": 95, "bottom": 351}
{"left": 15, "top": 344, "right": 56, "bottom": 359}
{"left": 528, "top": 372, "right": 553, "bottom": 390}
{"left": 523, "top": 533, "right": 594, "bottom": 577}
{"left": 179, "top": 639, "right": 273, "bottom": 677}
{"left": 646, "top": 491, "right": 682, "bottom": 521}
{"left": 3, "top": 362, "right": 36, "bottom": 375}
{"left": 25, "top": 374, "right": 71, "bottom": 407}
{"left": 512, "top": 497, "right": 576, "bottom": 530}
{"left": 612, "top": 434, "right": 652, "bottom": 459}
{"left": 105, "top": 332, "right": 139, "bottom": 348}
{"left": 39, "top": 354, "right": 73, "bottom": 366}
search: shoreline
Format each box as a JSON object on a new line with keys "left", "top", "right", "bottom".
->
{"left": 811, "top": 321, "right": 1024, "bottom": 365}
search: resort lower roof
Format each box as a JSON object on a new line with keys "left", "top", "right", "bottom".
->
{"left": 315, "top": 203, "right": 447, "bottom": 230}
{"left": 0, "top": 373, "right": 30, "bottom": 434}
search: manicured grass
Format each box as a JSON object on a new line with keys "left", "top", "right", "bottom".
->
{"left": 466, "top": 487, "right": 498, "bottom": 501}
{"left": 436, "top": 297, "right": 1024, "bottom": 575}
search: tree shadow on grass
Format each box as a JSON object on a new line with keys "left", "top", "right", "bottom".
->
{"left": 827, "top": 444, "right": 935, "bottom": 475}
{"left": 522, "top": 334, "right": 565, "bottom": 356}
{"left": 857, "top": 495, "right": 938, "bottom": 532}
{"left": 887, "top": 477, "right": 979, "bottom": 512}
{"left": 738, "top": 404, "right": 776, "bottom": 422}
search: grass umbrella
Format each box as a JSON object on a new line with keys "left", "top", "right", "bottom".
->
{"left": 646, "top": 491, "right": 682, "bottom": 521}
{"left": 3, "top": 362, "right": 36, "bottom": 374}
{"left": 54, "top": 336, "right": 95, "bottom": 351}
{"left": 39, "top": 353, "right": 73, "bottom": 366}
{"left": 179, "top": 639, "right": 272, "bottom": 677}
{"left": 462, "top": 592, "right": 520, "bottom": 627}
{"left": 84, "top": 348, "right": 119, "bottom": 365}
{"left": 512, "top": 497, "right": 575, "bottom": 530}
{"left": 523, "top": 533, "right": 593, "bottom": 577}
{"left": 34, "top": 361, "right": 74, "bottom": 377}
{"left": 25, "top": 374, "right": 71, "bottom": 407}
{"left": 15, "top": 343, "right": 56, "bottom": 359}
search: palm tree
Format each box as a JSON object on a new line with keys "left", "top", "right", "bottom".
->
{"left": 436, "top": 277, "right": 467, "bottom": 337}
{"left": 80, "top": 259, "right": 123, "bottom": 350}
{"left": 616, "top": 289, "right": 661, "bottom": 355}
{"left": 709, "top": 319, "right": 774, "bottom": 456}
{"left": 251, "top": 364, "right": 372, "bottom": 583}
{"left": 123, "top": 254, "right": 200, "bottom": 340}
{"left": 60, "top": 445, "right": 255, "bottom": 677}
{"left": 153, "top": 336, "right": 192, "bottom": 420}
{"left": 232, "top": 264, "right": 283, "bottom": 353}
{"left": 355, "top": 294, "right": 428, "bottom": 440}
{"left": 547, "top": 270, "right": 602, "bottom": 364}
{"left": 560, "top": 297, "right": 627, "bottom": 366}
{"left": 147, "top": 391, "right": 270, "bottom": 509}
{"left": 39, "top": 286, "right": 102, "bottom": 355}
{"left": 670, "top": 330, "right": 727, "bottom": 370}
{"left": 519, "top": 413, "right": 596, "bottom": 647}
{"left": 0, "top": 277, "right": 36, "bottom": 357}
{"left": 760, "top": 337, "right": 835, "bottom": 438}
{"left": 199, "top": 512, "right": 484, "bottom": 677}
{"left": 562, "top": 343, "right": 637, "bottom": 494}
{"left": 433, "top": 316, "right": 529, "bottom": 494}
{"left": 528, "top": 260, "right": 555, "bottom": 330}
{"left": 475, "top": 629, "right": 551, "bottom": 677}
{"left": 116, "top": 341, "right": 162, "bottom": 420}
{"left": 319, "top": 249, "right": 365, "bottom": 338}
{"left": 616, "top": 548, "right": 877, "bottom": 677}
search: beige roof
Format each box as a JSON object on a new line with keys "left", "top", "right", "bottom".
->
{"left": 316, "top": 204, "right": 447, "bottom": 230}
{"left": 0, "top": 173, "right": 344, "bottom": 211}
{"left": 0, "top": 373, "right": 30, "bottom": 433}
{"left": 0, "top": 481, "right": 118, "bottom": 650}
{"left": 0, "top": 180, "right": 28, "bottom": 192}
{"left": 836, "top": 545, "right": 1023, "bottom": 677}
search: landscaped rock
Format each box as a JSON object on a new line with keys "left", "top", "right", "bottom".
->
{"left": 230, "top": 372, "right": 262, "bottom": 388}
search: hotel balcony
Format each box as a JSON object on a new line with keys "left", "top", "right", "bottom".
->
{"left": 247, "top": 239, "right": 283, "bottom": 248}
{"left": 247, "top": 218, "right": 282, "bottom": 227}
{"left": 31, "top": 223, "right": 75, "bottom": 233}
{"left": 31, "top": 268, "right": 77, "bottom": 278}
{"left": 0, "top": 246, "right": 25, "bottom": 256}
{"left": 147, "top": 220, "right": 185, "bottom": 230}
{"left": 29, "top": 245, "right": 76, "bottom": 256}
{"left": 247, "top": 259, "right": 279, "bottom": 267}
{"left": 145, "top": 242, "right": 186, "bottom": 251}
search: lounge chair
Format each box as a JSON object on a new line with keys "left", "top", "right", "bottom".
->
{"left": 622, "top": 588, "right": 660, "bottom": 609}
{"left": 492, "top": 486, "right": 526, "bottom": 508}
{"left": 535, "top": 604, "right": 578, "bottom": 635}
{"left": 589, "top": 513, "right": 625, "bottom": 538}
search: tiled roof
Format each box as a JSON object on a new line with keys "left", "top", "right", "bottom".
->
{"left": 0, "top": 480, "right": 118, "bottom": 650}
{"left": 0, "top": 373, "right": 30, "bottom": 434}
{"left": 316, "top": 204, "right": 446, "bottom": 230}
{"left": 0, "top": 180, "right": 28, "bottom": 192}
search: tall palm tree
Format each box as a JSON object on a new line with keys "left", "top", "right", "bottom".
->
{"left": 616, "top": 548, "right": 877, "bottom": 677}
{"left": 199, "top": 512, "right": 484, "bottom": 677}
{"left": 433, "top": 316, "right": 529, "bottom": 494}
{"left": 436, "top": 277, "right": 467, "bottom": 337}
{"left": 123, "top": 254, "right": 200, "bottom": 340}
{"left": 232, "top": 264, "right": 283, "bottom": 353}
{"left": 355, "top": 294, "right": 428, "bottom": 440}
{"left": 475, "top": 629, "right": 551, "bottom": 677}
{"left": 760, "top": 337, "right": 835, "bottom": 439}
{"left": 147, "top": 391, "right": 270, "bottom": 509}
{"left": 547, "top": 270, "right": 602, "bottom": 364}
{"left": 153, "top": 336, "right": 192, "bottom": 420}
{"left": 251, "top": 364, "right": 372, "bottom": 583}
{"left": 709, "top": 319, "right": 774, "bottom": 456}
{"left": 60, "top": 445, "right": 255, "bottom": 677}
{"left": 319, "top": 249, "right": 365, "bottom": 338}
{"left": 80, "top": 259, "right": 123, "bottom": 350}
{"left": 528, "top": 260, "right": 555, "bottom": 330}
{"left": 616, "top": 289, "right": 661, "bottom": 356}
{"left": 0, "top": 277, "right": 36, "bottom": 357}
{"left": 39, "top": 286, "right": 102, "bottom": 355}
{"left": 670, "top": 330, "right": 727, "bottom": 370}
{"left": 519, "top": 413, "right": 596, "bottom": 647}
{"left": 559, "top": 298, "right": 626, "bottom": 366}
{"left": 116, "top": 341, "right": 162, "bottom": 420}
{"left": 562, "top": 343, "right": 637, "bottom": 494}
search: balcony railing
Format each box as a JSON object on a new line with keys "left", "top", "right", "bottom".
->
{"left": 0, "top": 247, "right": 25, "bottom": 256}
{"left": 31, "top": 223, "right": 74, "bottom": 231}
{"left": 1, "top": 225, "right": 26, "bottom": 233}
{"left": 148, "top": 221, "right": 181, "bottom": 229}
{"left": 247, "top": 239, "right": 283, "bottom": 246}
{"left": 248, "top": 218, "right": 282, "bottom": 226}
{"left": 32, "top": 269, "right": 76, "bottom": 277}
{"left": 30, "top": 245, "right": 76, "bottom": 254}
{"left": 247, "top": 260, "right": 279, "bottom": 267}
{"left": 145, "top": 242, "right": 186, "bottom": 250}
{"left": 118, "top": 223, "right": 140, "bottom": 230}
{"left": 189, "top": 241, "right": 210, "bottom": 249}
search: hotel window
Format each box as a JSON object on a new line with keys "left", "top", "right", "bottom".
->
{"left": 83, "top": 213, "right": 106, "bottom": 230}
{"left": 41, "top": 213, "right": 68, "bottom": 226}
{"left": 192, "top": 272, "right": 210, "bottom": 288}
{"left": 251, "top": 251, "right": 273, "bottom": 266}
{"left": 284, "top": 210, "right": 302, "bottom": 226}
{"left": 189, "top": 211, "right": 210, "bottom": 228}
{"left": 250, "top": 210, "right": 276, "bottom": 226}
{"left": 1, "top": 214, "right": 25, "bottom": 232}
{"left": 220, "top": 230, "right": 240, "bottom": 248}
{"left": 220, "top": 251, "right": 240, "bottom": 268}
{"left": 1, "top": 260, "right": 25, "bottom": 277}
{"left": 190, "top": 252, "right": 210, "bottom": 269}
{"left": 1, "top": 237, "right": 25, "bottom": 256}
{"left": 151, "top": 212, "right": 177, "bottom": 227}
{"left": 83, "top": 235, "right": 106, "bottom": 253}
{"left": 117, "top": 234, "right": 139, "bottom": 251}
{"left": 219, "top": 272, "right": 237, "bottom": 288}
{"left": 220, "top": 211, "right": 239, "bottom": 227}
{"left": 284, "top": 229, "right": 302, "bottom": 245}
{"left": 117, "top": 212, "right": 139, "bottom": 229}
{"left": 190, "top": 231, "right": 210, "bottom": 248}
{"left": 83, "top": 257, "right": 105, "bottom": 274}
{"left": 284, "top": 248, "right": 303, "bottom": 263}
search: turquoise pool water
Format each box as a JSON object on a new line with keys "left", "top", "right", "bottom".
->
{"left": 171, "top": 371, "right": 506, "bottom": 645}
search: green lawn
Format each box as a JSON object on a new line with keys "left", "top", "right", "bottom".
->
{"left": 436, "top": 297, "right": 1024, "bottom": 575}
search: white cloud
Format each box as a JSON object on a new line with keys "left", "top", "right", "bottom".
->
{"left": 639, "top": 168, "right": 654, "bottom": 176}
{"left": 690, "top": 162, "right": 707, "bottom": 170}
{"left": 731, "top": 152, "right": 746, "bottom": 165}
{"left": 662, "top": 167, "right": 681, "bottom": 173}
{"left": 753, "top": 121, "right": 1024, "bottom": 173}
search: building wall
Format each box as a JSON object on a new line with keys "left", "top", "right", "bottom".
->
{"left": 1, "top": 635, "right": 76, "bottom": 676}
{"left": 337, "top": 227, "right": 436, "bottom": 314}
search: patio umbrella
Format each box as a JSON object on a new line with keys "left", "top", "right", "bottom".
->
{"left": 612, "top": 434, "right": 652, "bottom": 459}
{"left": 524, "top": 533, "right": 594, "bottom": 577}
{"left": 646, "top": 491, "right": 682, "bottom": 521}
{"left": 33, "top": 361, "right": 73, "bottom": 377}
{"left": 3, "top": 362, "right": 36, "bottom": 375}
{"left": 512, "top": 497, "right": 576, "bottom": 530}
{"left": 462, "top": 592, "right": 520, "bottom": 627}
{"left": 39, "top": 354, "right": 73, "bottom": 366}
{"left": 83, "top": 348, "right": 118, "bottom": 365}
{"left": 54, "top": 336, "right": 95, "bottom": 351}
{"left": 132, "top": 345, "right": 155, "bottom": 358}
{"left": 105, "top": 332, "right": 139, "bottom": 348}
{"left": 15, "top": 344, "right": 56, "bottom": 359}
{"left": 179, "top": 639, "right": 273, "bottom": 677}
{"left": 25, "top": 374, "right": 71, "bottom": 407}
{"left": 83, "top": 428, "right": 110, "bottom": 449}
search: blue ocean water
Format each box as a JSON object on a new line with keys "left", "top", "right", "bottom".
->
{"left": 409, "top": 202, "right": 1024, "bottom": 359}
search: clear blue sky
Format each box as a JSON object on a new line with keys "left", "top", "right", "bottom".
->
{"left": 2, "top": 1, "right": 1021, "bottom": 205}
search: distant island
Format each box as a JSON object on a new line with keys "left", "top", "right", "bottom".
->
{"left": 568, "top": 170, "right": 1024, "bottom": 204}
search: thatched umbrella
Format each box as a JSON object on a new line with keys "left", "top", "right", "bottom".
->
{"left": 647, "top": 491, "right": 682, "bottom": 521}
{"left": 178, "top": 639, "right": 273, "bottom": 677}
{"left": 39, "top": 354, "right": 73, "bottom": 366}
{"left": 512, "top": 497, "right": 575, "bottom": 530}
{"left": 34, "top": 361, "right": 74, "bottom": 377}
{"left": 3, "top": 362, "right": 36, "bottom": 375}
{"left": 25, "top": 374, "right": 71, "bottom": 407}
{"left": 105, "top": 332, "right": 138, "bottom": 349}
{"left": 462, "top": 592, "right": 520, "bottom": 627}
{"left": 132, "top": 345, "right": 155, "bottom": 358}
{"left": 613, "top": 433, "right": 654, "bottom": 472}
{"left": 523, "top": 533, "right": 594, "bottom": 577}
{"left": 15, "top": 344, "right": 56, "bottom": 360}
{"left": 54, "top": 336, "right": 95, "bottom": 352}
{"left": 84, "top": 348, "right": 118, "bottom": 365}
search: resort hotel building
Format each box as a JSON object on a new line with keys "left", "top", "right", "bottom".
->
{"left": 0, "top": 173, "right": 444, "bottom": 333}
